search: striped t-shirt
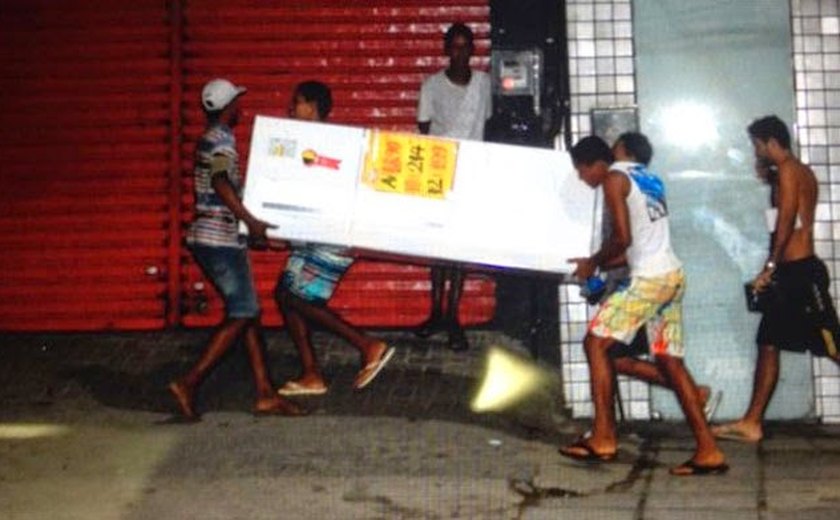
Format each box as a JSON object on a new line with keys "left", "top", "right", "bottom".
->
{"left": 188, "top": 124, "right": 245, "bottom": 248}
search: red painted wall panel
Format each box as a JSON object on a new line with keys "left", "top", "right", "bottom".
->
{"left": 0, "top": 0, "right": 495, "bottom": 332}
{"left": 0, "top": 0, "right": 172, "bottom": 331}
{"left": 179, "top": 0, "right": 494, "bottom": 329}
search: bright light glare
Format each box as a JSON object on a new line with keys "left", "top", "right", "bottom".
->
{"left": 471, "top": 346, "right": 548, "bottom": 412}
{"left": 660, "top": 102, "right": 719, "bottom": 150}
{"left": 0, "top": 423, "right": 71, "bottom": 440}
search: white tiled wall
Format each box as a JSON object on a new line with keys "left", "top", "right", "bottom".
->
{"left": 561, "top": 0, "right": 840, "bottom": 423}
{"left": 562, "top": 0, "right": 651, "bottom": 420}
{"left": 791, "top": 0, "right": 840, "bottom": 423}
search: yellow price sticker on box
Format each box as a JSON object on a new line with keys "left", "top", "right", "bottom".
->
{"left": 362, "top": 131, "right": 458, "bottom": 199}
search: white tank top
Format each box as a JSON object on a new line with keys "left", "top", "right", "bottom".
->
{"left": 611, "top": 161, "right": 682, "bottom": 277}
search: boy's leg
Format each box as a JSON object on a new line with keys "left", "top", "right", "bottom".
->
{"left": 283, "top": 293, "right": 388, "bottom": 367}
{"left": 613, "top": 356, "right": 713, "bottom": 407}
{"left": 445, "top": 267, "right": 468, "bottom": 351}
{"left": 712, "top": 343, "right": 779, "bottom": 442}
{"left": 613, "top": 356, "right": 667, "bottom": 385}
{"left": 242, "top": 321, "right": 306, "bottom": 415}
{"left": 278, "top": 292, "right": 327, "bottom": 389}
{"left": 656, "top": 354, "right": 727, "bottom": 473}
{"left": 584, "top": 334, "right": 620, "bottom": 452}
{"left": 169, "top": 317, "right": 249, "bottom": 419}
{"left": 559, "top": 333, "right": 619, "bottom": 459}
{"left": 243, "top": 321, "right": 275, "bottom": 398}
{"left": 172, "top": 244, "right": 265, "bottom": 418}
{"left": 416, "top": 266, "right": 446, "bottom": 337}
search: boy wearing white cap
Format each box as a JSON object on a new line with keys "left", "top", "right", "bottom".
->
{"left": 169, "top": 78, "right": 305, "bottom": 420}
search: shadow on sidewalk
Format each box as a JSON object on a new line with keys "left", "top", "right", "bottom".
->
{"left": 1, "top": 331, "right": 565, "bottom": 444}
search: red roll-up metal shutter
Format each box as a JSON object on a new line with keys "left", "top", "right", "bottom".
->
{"left": 179, "top": 0, "right": 496, "bottom": 328}
{"left": 0, "top": 1, "right": 173, "bottom": 331}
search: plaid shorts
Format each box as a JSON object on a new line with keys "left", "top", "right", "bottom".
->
{"left": 589, "top": 268, "right": 685, "bottom": 358}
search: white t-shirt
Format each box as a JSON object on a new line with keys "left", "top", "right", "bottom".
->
{"left": 610, "top": 161, "right": 682, "bottom": 277}
{"left": 417, "top": 70, "right": 492, "bottom": 140}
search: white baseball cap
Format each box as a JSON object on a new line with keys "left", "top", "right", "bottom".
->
{"left": 201, "top": 78, "right": 247, "bottom": 112}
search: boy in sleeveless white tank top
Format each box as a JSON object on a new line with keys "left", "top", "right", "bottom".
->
{"left": 561, "top": 134, "right": 727, "bottom": 476}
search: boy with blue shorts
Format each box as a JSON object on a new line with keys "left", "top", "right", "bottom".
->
{"left": 275, "top": 81, "right": 394, "bottom": 396}
{"left": 169, "top": 78, "right": 304, "bottom": 420}
{"left": 561, "top": 133, "right": 727, "bottom": 476}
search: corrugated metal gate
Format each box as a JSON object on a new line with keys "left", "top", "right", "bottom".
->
{"left": 0, "top": 0, "right": 173, "bottom": 331}
{"left": 0, "top": 0, "right": 495, "bottom": 332}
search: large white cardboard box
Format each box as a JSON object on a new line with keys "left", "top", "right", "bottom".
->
{"left": 242, "top": 116, "right": 596, "bottom": 274}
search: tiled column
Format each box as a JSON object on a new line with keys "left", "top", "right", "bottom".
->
{"left": 791, "top": 0, "right": 840, "bottom": 423}
{"left": 561, "top": 0, "right": 650, "bottom": 419}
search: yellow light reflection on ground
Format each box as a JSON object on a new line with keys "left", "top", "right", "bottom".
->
{"left": 0, "top": 423, "right": 71, "bottom": 440}
{"left": 471, "top": 346, "right": 549, "bottom": 412}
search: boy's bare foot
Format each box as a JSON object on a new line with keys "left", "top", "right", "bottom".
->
{"left": 254, "top": 396, "right": 308, "bottom": 416}
{"left": 712, "top": 421, "right": 763, "bottom": 443}
{"left": 168, "top": 380, "right": 198, "bottom": 420}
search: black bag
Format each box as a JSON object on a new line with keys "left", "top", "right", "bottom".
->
{"left": 744, "top": 281, "right": 782, "bottom": 313}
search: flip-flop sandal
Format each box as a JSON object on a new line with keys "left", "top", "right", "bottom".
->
{"left": 353, "top": 345, "right": 396, "bottom": 390}
{"left": 277, "top": 380, "right": 328, "bottom": 396}
{"left": 558, "top": 439, "right": 617, "bottom": 463}
{"left": 670, "top": 459, "right": 730, "bottom": 476}
{"left": 704, "top": 390, "right": 723, "bottom": 422}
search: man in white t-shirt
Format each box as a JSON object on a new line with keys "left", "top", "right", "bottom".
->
{"left": 415, "top": 22, "right": 492, "bottom": 351}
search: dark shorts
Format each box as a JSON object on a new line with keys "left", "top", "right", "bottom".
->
{"left": 756, "top": 256, "right": 840, "bottom": 358}
{"left": 278, "top": 246, "right": 353, "bottom": 305}
{"left": 191, "top": 244, "right": 260, "bottom": 319}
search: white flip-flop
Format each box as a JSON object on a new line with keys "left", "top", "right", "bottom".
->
{"left": 354, "top": 345, "right": 395, "bottom": 390}
{"left": 704, "top": 390, "right": 723, "bottom": 422}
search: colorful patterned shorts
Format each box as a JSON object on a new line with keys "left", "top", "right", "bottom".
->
{"left": 589, "top": 268, "right": 685, "bottom": 358}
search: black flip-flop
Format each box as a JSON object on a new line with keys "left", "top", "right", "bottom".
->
{"left": 558, "top": 439, "right": 617, "bottom": 463}
{"left": 669, "top": 459, "right": 730, "bottom": 476}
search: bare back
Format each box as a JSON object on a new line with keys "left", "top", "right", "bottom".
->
{"left": 776, "top": 158, "right": 817, "bottom": 261}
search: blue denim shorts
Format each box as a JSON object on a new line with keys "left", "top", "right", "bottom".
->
{"left": 191, "top": 244, "right": 260, "bottom": 318}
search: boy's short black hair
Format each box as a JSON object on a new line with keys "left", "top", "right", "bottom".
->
{"left": 444, "top": 22, "right": 474, "bottom": 51}
{"left": 294, "top": 80, "right": 332, "bottom": 120}
{"left": 616, "top": 132, "right": 653, "bottom": 165}
{"left": 747, "top": 115, "right": 791, "bottom": 150}
{"left": 570, "top": 136, "right": 614, "bottom": 165}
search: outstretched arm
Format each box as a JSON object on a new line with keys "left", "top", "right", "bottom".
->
{"left": 571, "top": 172, "right": 632, "bottom": 279}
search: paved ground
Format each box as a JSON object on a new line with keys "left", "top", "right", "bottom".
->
{"left": 1, "top": 329, "right": 840, "bottom": 519}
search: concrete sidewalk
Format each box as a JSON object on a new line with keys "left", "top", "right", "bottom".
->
{"left": 1, "top": 330, "right": 839, "bottom": 519}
